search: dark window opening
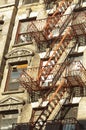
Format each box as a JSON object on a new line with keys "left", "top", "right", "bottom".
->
{"left": 45, "top": 118, "right": 81, "bottom": 130}
{"left": 78, "top": 36, "right": 86, "bottom": 46}
{"left": 46, "top": 1, "right": 58, "bottom": 10}
{"left": 73, "top": 86, "right": 86, "bottom": 97}
{"left": 12, "top": 123, "right": 33, "bottom": 130}
{"left": 57, "top": 105, "right": 78, "bottom": 120}
{"left": 29, "top": 91, "right": 41, "bottom": 102}
{"left": 29, "top": 89, "right": 50, "bottom": 103}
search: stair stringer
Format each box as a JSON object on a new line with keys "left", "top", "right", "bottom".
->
{"left": 42, "top": 39, "right": 76, "bottom": 87}
{"left": 32, "top": 79, "right": 69, "bottom": 130}
{"left": 48, "top": 91, "right": 69, "bottom": 121}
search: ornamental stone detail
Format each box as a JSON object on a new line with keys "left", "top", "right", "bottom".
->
{"left": 0, "top": 96, "right": 24, "bottom": 111}
{"left": 5, "top": 48, "right": 34, "bottom": 59}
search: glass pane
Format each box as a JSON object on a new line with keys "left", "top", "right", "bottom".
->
{"left": 63, "top": 124, "right": 75, "bottom": 130}
{"left": 0, "top": 114, "right": 18, "bottom": 130}
{"left": 10, "top": 69, "right": 22, "bottom": 80}
{"left": 7, "top": 64, "right": 27, "bottom": 91}
{"left": 19, "top": 22, "right": 29, "bottom": 33}
{"left": 18, "top": 34, "right": 32, "bottom": 43}
{"left": 8, "top": 81, "right": 20, "bottom": 91}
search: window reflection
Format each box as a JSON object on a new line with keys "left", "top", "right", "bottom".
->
{"left": 63, "top": 124, "right": 75, "bottom": 130}
{"left": 5, "top": 63, "right": 28, "bottom": 91}
{"left": 16, "top": 20, "right": 33, "bottom": 44}
{"left": 0, "top": 113, "right": 18, "bottom": 130}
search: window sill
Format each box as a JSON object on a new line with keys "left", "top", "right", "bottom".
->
{"left": 0, "top": 3, "right": 15, "bottom": 9}
{"left": 2, "top": 90, "right": 25, "bottom": 95}
{"left": 13, "top": 41, "right": 33, "bottom": 47}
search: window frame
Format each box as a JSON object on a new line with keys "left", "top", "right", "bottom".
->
{"left": 5, "top": 61, "right": 28, "bottom": 92}
{"left": 15, "top": 18, "right": 36, "bottom": 45}
{"left": 0, "top": 111, "right": 18, "bottom": 130}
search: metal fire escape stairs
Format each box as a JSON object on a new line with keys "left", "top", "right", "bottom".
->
{"left": 27, "top": 0, "right": 76, "bottom": 43}
{"left": 43, "top": 0, "right": 73, "bottom": 39}
{"left": 32, "top": 79, "right": 70, "bottom": 130}
{"left": 65, "top": 61, "right": 86, "bottom": 88}
{"left": 18, "top": 1, "right": 83, "bottom": 130}
{"left": 19, "top": 27, "right": 75, "bottom": 91}
{"left": 19, "top": 0, "right": 78, "bottom": 91}
{"left": 32, "top": 62, "right": 86, "bottom": 130}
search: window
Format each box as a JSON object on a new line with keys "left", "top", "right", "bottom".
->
{"left": 12, "top": 123, "right": 33, "bottom": 130}
{"left": 78, "top": 36, "right": 86, "bottom": 46}
{"left": 73, "top": 86, "right": 86, "bottom": 97}
{"left": 30, "top": 91, "right": 41, "bottom": 102}
{"left": 0, "top": 113, "right": 18, "bottom": 130}
{"left": 5, "top": 62, "right": 28, "bottom": 91}
{"left": 23, "top": 0, "right": 39, "bottom": 4}
{"left": 15, "top": 19, "right": 36, "bottom": 44}
{"left": 46, "top": 1, "right": 57, "bottom": 10}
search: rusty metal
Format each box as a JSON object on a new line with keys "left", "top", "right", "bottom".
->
{"left": 27, "top": 19, "right": 49, "bottom": 43}
{"left": 12, "top": 117, "right": 82, "bottom": 130}
{"left": 19, "top": 26, "right": 76, "bottom": 92}
{"left": 44, "top": 0, "right": 72, "bottom": 36}
{"left": 26, "top": 0, "right": 73, "bottom": 43}
{"left": 71, "top": 22, "right": 86, "bottom": 37}
{"left": 17, "top": 2, "right": 86, "bottom": 130}
{"left": 18, "top": 3, "right": 86, "bottom": 93}
{"left": 32, "top": 79, "right": 67, "bottom": 130}
{"left": 30, "top": 60, "right": 86, "bottom": 130}
{"left": 65, "top": 61, "right": 86, "bottom": 87}
{"left": 71, "top": 10, "right": 86, "bottom": 36}
{"left": 19, "top": 70, "right": 40, "bottom": 92}
{"left": 37, "top": 28, "right": 72, "bottom": 85}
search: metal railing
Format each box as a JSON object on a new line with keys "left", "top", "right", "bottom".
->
{"left": 12, "top": 117, "right": 83, "bottom": 130}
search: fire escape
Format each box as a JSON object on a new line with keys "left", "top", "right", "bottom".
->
{"left": 18, "top": 0, "right": 86, "bottom": 130}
